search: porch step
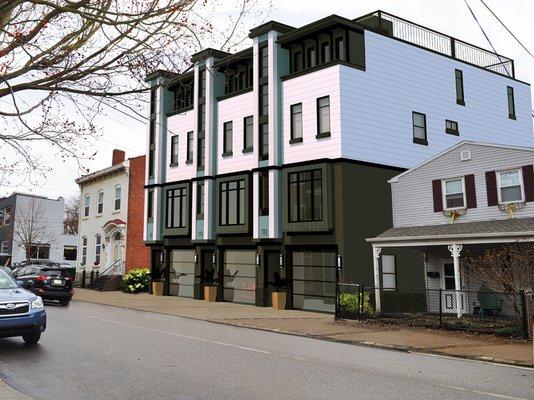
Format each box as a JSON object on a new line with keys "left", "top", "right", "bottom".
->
{"left": 94, "top": 275, "right": 122, "bottom": 292}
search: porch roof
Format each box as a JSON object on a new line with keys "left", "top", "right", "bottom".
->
{"left": 367, "top": 217, "right": 534, "bottom": 247}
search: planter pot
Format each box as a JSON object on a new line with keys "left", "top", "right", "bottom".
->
{"left": 152, "top": 281, "right": 164, "bottom": 296}
{"left": 272, "top": 291, "right": 287, "bottom": 310}
{"left": 204, "top": 285, "right": 218, "bottom": 302}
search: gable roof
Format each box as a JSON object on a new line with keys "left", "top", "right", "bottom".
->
{"left": 388, "top": 141, "right": 534, "bottom": 183}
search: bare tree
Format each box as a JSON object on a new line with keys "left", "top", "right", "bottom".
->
{"left": 0, "top": 0, "right": 270, "bottom": 184}
{"left": 464, "top": 242, "right": 534, "bottom": 322}
{"left": 13, "top": 197, "right": 59, "bottom": 263}
{"left": 64, "top": 195, "right": 79, "bottom": 235}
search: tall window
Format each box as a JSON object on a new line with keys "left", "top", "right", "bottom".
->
{"left": 306, "top": 47, "right": 316, "bottom": 68}
{"left": 94, "top": 235, "right": 101, "bottom": 265}
{"left": 455, "top": 69, "right": 464, "bottom": 105}
{"left": 260, "top": 171, "right": 269, "bottom": 216}
{"left": 334, "top": 36, "right": 345, "bottom": 60}
{"left": 412, "top": 112, "right": 427, "bottom": 145}
{"left": 223, "top": 121, "right": 233, "bottom": 155}
{"left": 147, "top": 190, "right": 154, "bottom": 220}
{"left": 243, "top": 116, "right": 253, "bottom": 151}
{"left": 198, "top": 70, "right": 206, "bottom": 171}
{"left": 381, "top": 255, "right": 396, "bottom": 290}
{"left": 84, "top": 195, "right": 90, "bottom": 217}
{"left": 260, "top": 45, "right": 268, "bottom": 79}
{"left": 97, "top": 190, "right": 104, "bottom": 214}
{"left": 259, "top": 123, "right": 269, "bottom": 161}
{"left": 220, "top": 180, "right": 245, "bottom": 226}
{"left": 63, "top": 246, "right": 77, "bottom": 261}
{"left": 317, "top": 96, "right": 330, "bottom": 137}
{"left": 445, "top": 120, "right": 459, "bottom": 135}
{"left": 443, "top": 178, "right": 465, "bottom": 210}
{"left": 81, "top": 237, "right": 87, "bottom": 265}
{"left": 498, "top": 169, "right": 523, "bottom": 203}
{"left": 170, "top": 135, "right": 179, "bottom": 165}
{"left": 166, "top": 187, "right": 187, "bottom": 228}
{"left": 507, "top": 86, "right": 516, "bottom": 119}
{"left": 149, "top": 88, "right": 156, "bottom": 178}
{"left": 320, "top": 41, "right": 330, "bottom": 63}
{"left": 260, "top": 84, "right": 268, "bottom": 117}
{"left": 289, "top": 169, "right": 323, "bottom": 222}
{"left": 29, "top": 244, "right": 50, "bottom": 260}
{"left": 114, "top": 185, "right": 122, "bottom": 211}
{"left": 197, "top": 133, "right": 205, "bottom": 170}
{"left": 1, "top": 241, "right": 9, "bottom": 253}
{"left": 196, "top": 182, "right": 204, "bottom": 217}
{"left": 2, "top": 207, "right": 11, "bottom": 226}
{"left": 290, "top": 103, "right": 303, "bottom": 142}
{"left": 186, "top": 131, "right": 193, "bottom": 163}
{"left": 199, "top": 69, "right": 206, "bottom": 98}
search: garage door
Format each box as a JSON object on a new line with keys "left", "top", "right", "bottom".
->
{"left": 292, "top": 251, "right": 336, "bottom": 313}
{"left": 223, "top": 250, "right": 256, "bottom": 304}
{"left": 169, "top": 250, "right": 195, "bottom": 298}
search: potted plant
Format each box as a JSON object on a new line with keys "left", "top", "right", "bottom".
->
{"left": 204, "top": 267, "right": 218, "bottom": 302}
{"left": 151, "top": 267, "right": 165, "bottom": 296}
{"left": 272, "top": 271, "right": 287, "bottom": 310}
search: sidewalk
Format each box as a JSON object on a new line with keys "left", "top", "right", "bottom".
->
{"left": 73, "top": 289, "right": 533, "bottom": 367}
{"left": 0, "top": 380, "right": 32, "bottom": 399}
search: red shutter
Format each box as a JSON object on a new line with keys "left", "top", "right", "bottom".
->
{"left": 522, "top": 165, "right": 534, "bottom": 202}
{"left": 465, "top": 174, "right": 477, "bottom": 209}
{"left": 432, "top": 179, "right": 443, "bottom": 212}
{"left": 485, "top": 171, "right": 498, "bottom": 206}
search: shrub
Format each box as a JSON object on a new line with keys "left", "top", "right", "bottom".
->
{"left": 121, "top": 268, "right": 150, "bottom": 294}
{"left": 339, "top": 292, "right": 374, "bottom": 316}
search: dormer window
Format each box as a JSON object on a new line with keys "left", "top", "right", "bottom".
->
{"left": 498, "top": 169, "right": 523, "bottom": 203}
{"left": 443, "top": 178, "right": 465, "bottom": 210}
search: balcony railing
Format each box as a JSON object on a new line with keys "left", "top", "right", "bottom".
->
{"left": 356, "top": 11, "right": 514, "bottom": 78}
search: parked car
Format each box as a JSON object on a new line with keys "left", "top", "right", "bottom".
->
{"left": 0, "top": 268, "right": 46, "bottom": 344}
{"left": 13, "top": 265, "right": 73, "bottom": 306}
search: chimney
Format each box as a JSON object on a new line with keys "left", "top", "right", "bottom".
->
{"left": 112, "top": 149, "right": 126, "bottom": 166}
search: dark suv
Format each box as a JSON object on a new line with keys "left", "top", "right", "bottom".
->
{"left": 13, "top": 265, "right": 73, "bottom": 306}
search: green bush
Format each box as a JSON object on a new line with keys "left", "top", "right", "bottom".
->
{"left": 121, "top": 268, "right": 150, "bottom": 294}
{"left": 339, "top": 292, "right": 374, "bottom": 316}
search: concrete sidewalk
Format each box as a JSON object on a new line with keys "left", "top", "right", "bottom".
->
{"left": 0, "top": 380, "right": 32, "bottom": 399}
{"left": 73, "top": 289, "right": 533, "bottom": 367}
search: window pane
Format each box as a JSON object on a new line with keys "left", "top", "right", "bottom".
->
{"left": 413, "top": 113, "right": 425, "bottom": 127}
{"left": 244, "top": 116, "right": 253, "bottom": 149}
{"left": 445, "top": 179, "right": 462, "bottom": 194}
{"left": 221, "top": 190, "right": 227, "bottom": 225}
{"left": 313, "top": 178, "right": 322, "bottom": 220}
{"left": 228, "top": 189, "right": 237, "bottom": 225}
{"left": 500, "top": 170, "right": 520, "bottom": 187}
{"left": 300, "top": 180, "right": 312, "bottom": 221}
{"left": 289, "top": 182, "right": 298, "bottom": 222}
{"left": 238, "top": 185, "right": 245, "bottom": 224}
{"left": 383, "top": 274, "right": 396, "bottom": 289}
{"left": 446, "top": 193, "right": 464, "bottom": 209}
{"left": 413, "top": 126, "right": 426, "bottom": 139}
{"left": 291, "top": 104, "right": 302, "bottom": 139}
{"left": 501, "top": 186, "right": 522, "bottom": 202}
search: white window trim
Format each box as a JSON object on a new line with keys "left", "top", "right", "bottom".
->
{"left": 81, "top": 237, "right": 87, "bottom": 266}
{"left": 84, "top": 195, "right": 90, "bottom": 218}
{"left": 94, "top": 234, "right": 101, "bottom": 265}
{"left": 381, "top": 255, "right": 396, "bottom": 291}
{"left": 441, "top": 177, "right": 466, "bottom": 211}
{"left": 114, "top": 185, "right": 122, "bottom": 211}
{"left": 497, "top": 168, "right": 524, "bottom": 205}
{"left": 97, "top": 190, "right": 104, "bottom": 215}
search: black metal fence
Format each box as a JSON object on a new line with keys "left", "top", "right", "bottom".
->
{"left": 336, "top": 284, "right": 531, "bottom": 339}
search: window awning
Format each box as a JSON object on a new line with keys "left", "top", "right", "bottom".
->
{"left": 367, "top": 217, "right": 534, "bottom": 247}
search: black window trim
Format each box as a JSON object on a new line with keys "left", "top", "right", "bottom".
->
{"left": 507, "top": 86, "right": 516, "bottom": 120}
{"left": 186, "top": 131, "right": 194, "bottom": 164}
{"left": 455, "top": 69, "right": 465, "bottom": 106}
{"left": 170, "top": 134, "right": 179, "bottom": 166}
{"left": 222, "top": 120, "right": 233, "bottom": 157}
{"left": 288, "top": 169, "right": 323, "bottom": 223}
{"left": 412, "top": 111, "right": 428, "bottom": 146}
{"left": 243, "top": 115, "right": 253, "bottom": 153}
{"left": 445, "top": 119, "right": 459, "bottom": 136}
{"left": 316, "top": 96, "right": 331, "bottom": 139}
{"left": 166, "top": 187, "right": 187, "bottom": 229}
{"left": 219, "top": 179, "right": 246, "bottom": 226}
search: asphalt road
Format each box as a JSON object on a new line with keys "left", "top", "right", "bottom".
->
{"left": 0, "top": 301, "right": 532, "bottom": 400}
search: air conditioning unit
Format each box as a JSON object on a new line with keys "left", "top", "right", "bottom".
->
{"left": 460, "top": 150, "right": 471, "bottom": 161}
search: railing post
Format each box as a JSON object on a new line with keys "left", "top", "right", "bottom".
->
{"left": 451, "top": 38, "right": 456, "bottom": 59}
{"left": 439, "top": 288, "right": 443, "bottom": 328}
{"left": 89, "top": 270, "right": 94, "bottom": 288}
{"left": 95, "top": 270, "right": 99, "bottom": 282}
{"left": 82, "top": 270, "right": 86, "bottom": 288}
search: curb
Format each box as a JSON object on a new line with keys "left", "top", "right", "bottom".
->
{"left": 72, "top": 298, "right": 534, "bottom": 369}
{"left": 0, "top": 379, "right": 33, "bottom": 399}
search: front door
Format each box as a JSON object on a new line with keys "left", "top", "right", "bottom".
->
{"left": 440, "top": 261, "right": 467, "bottom": 314}
{"left": 265, "top": 251, "right": 282, "bottom": 307}
{"left": 169, "top": 250, "right": 195, "bottom": 298}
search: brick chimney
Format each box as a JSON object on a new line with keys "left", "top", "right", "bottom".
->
{"left": 112, "top": 149, "right": 126, "bottom": 166}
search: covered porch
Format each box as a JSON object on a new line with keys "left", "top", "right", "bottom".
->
{"left": 367, "top": 218, "right": 534, "bottom": 319}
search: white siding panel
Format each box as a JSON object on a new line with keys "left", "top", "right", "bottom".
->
{"left": 282, "top": 66, "right": 342, "bottom": 165}
{"left": 217, "top": 91, "right": 256, "bottom": 175}
{"left": 340, "top": 31, "right": 533, "bottom": 169}
{"left": 166, "top": 110, "right": 196, "bottom": 182}
{"left": 392, "top": 143, "right": 534, "bottom": 227}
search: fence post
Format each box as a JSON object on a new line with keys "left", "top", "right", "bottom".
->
{"left": 439, "top": 289, "right": 443, "bottom": 327}
{"left": 89, "top": 270, "right": 94, "bottom": 288}
{"left": 95, "top": 270, "right": 99, "bottom": 281}
{"left": 81, "top": 270, "right": 86, "bottom": 288}
{"left": 334, "top": 280, "right": 339, "bottom": 321}
{"left": 520, "top": 289, "right": 533, "bottom": 340}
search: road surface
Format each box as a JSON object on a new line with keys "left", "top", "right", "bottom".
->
{"left": 0, "top": 301, "right": 532, "bottom": 400}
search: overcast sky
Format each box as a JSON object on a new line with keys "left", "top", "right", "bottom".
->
{"left": 2, "top": 0, "right": 533, "bottom": 200}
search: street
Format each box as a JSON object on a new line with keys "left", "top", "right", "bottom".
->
{"left": 0, "top": 301, "right": 532, "bottom": 400}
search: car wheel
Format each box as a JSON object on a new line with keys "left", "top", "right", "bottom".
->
{"left": 59, "top": 299, "right": 70, "bottom": 306}
{"left": 22, "top": 329, "right": 41, "bottom": 345}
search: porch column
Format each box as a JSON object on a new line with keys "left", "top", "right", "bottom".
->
{"left": 447, "top": 244, "right": 463, "bottom": 318}
{"left": 372, "top": 246, "right": 382, "bottom": 314}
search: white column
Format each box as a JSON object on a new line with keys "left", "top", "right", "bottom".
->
{"left": 448, "top": 244, "right": 464, "bottom": 318}
{"left": 373, "top": 246, "right": 382, "bottom": 314}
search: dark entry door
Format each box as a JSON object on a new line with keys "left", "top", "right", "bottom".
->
{"left": 265, "top": 251, "right": 282, "bottom": 307}
{"left": 292, "top": 251, "right": 336, "bottom": 313}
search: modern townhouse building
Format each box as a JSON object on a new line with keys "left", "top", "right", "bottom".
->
{"left": 368, "top": 141, "right": 534, "bottom": 317}
{"left": 76, "top": 150, "right": 149, "bottom": 275}
{"left": 144, "top": 11, "right": 533, "bottom": 312}
{"left": 0, "top": 193, "right": 77, "bottom": 266}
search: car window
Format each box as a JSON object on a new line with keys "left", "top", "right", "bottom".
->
{"left": 0, "top": 269, "right": 18, "bottom": 289}
{"left": 41, "top": 269, "right": 63, "bottom": 277}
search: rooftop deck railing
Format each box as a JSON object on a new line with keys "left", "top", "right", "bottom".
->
{"left": 356, "top": 11, "right": 514, "bottom": 78}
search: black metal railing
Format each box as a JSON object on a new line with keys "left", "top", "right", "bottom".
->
{"left": 336, "top": 284, "right": 531, "bottom": 339}
{"left": 356, "top": 11, "right": 514, "bottom": 78}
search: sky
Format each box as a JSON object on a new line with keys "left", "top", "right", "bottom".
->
{"left": 1, "top": 0, "right": 533, "bottom": 200}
